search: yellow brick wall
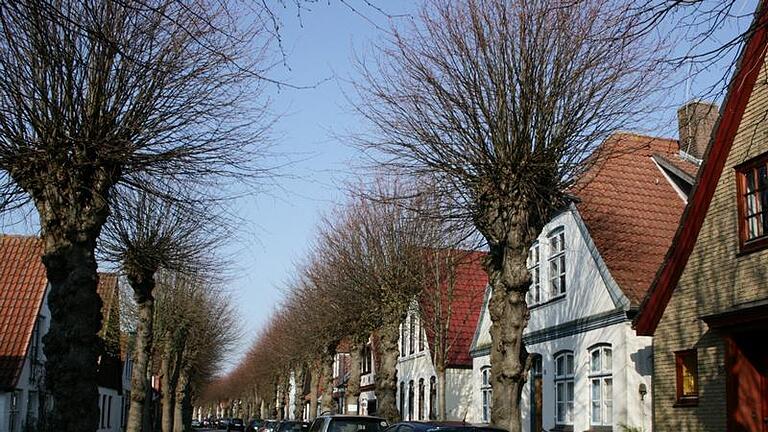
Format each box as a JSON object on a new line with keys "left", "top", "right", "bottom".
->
{"left": 653, "top": 60, "right": 768, "bottom": 431}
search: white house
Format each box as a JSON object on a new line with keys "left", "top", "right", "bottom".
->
{"left": 469, "top": 133, "right": 699, "bottom": 432}
{"left": 395, "top": 251, "right": 487, "bottom": 422}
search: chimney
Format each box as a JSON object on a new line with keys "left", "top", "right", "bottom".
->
{"left": 677, "top": 100, "right": 719, "bottom": 161}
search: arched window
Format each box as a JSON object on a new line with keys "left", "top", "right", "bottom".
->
{"left": 418, "top": 378, "right": 425, "bottom": 420}
{"left": 399, "top": 382, "right": 405, "bottom": 417}
{"left": 480, "top": 366, "right": 492, "bottom": 423}
{"left": 554, "top": 351, "right": 575, "bottom": 425}
{"left": 589, "top": 345, "right": 613, "bottom": 426}
{"left": 408, "top": 380, "right": 415, "bottom": 420}
{"left": 429, "top": 376, "right": 436, "bottom": 420}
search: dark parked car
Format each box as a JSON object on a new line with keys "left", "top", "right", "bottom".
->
{"left": 218, "top": 418, "right": 231, "bottom": 429}
{"left": 258, "top": 420, "right": 280, "bottom": 432}
{"left": 248, "top": 419, "right": 265, "bottom": 431}
{"left": 308, "top": 415, "right": 388, "bottom": 432}
{"left": 382, "top": 422, "right": 506, "bottom": 432}
{"left": 228, "top": 418, "right": 246, "bottom": 432}
{"left": 191, "top": 419, "right": 202, "bottom": 428}
{"left": 276, "top": 420, "right": 311, "bottom": 432}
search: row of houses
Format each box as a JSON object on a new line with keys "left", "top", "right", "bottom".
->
{"left": 0, "top": 236, "right": 134, "bottom": 432}
{"left": 284, "top": 3, "right": 768, "bottom": 430}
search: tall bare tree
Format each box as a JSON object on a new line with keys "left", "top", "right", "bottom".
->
{"left": 352, "top": 1, "right": 668, "bottom": 430}
{"left": 0, "top": 1, "right": 270, "bottom": 429}
{"left": 100, "top": 191, "right": 226, "bottom": 432}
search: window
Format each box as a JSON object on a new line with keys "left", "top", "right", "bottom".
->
{"left": 419, "top": 326, "right": 425, "bottom": 352}
{"left": 409, "top": 314, "right": 416, "bottom": 355}
{"left": 107, "top": 395, "right": 113, "bottom": 428}
{"left": 101, "top": 394, "right": 107, "bottom": 428}
{"left": 9, "top": 391, "right": 19, "bottom": 431}
{"left": 399, "top": 382, "right": 405, "bottom": 417}
{"left": 418, "top": 378, "right": 425, "bottom": 420}
{"left": 481, "top": 366, "right": 492, "bottom": 423}
{"left": 736, "top": 154, "right": 768, "bottom": 252}
{"left": 401, "top": 323, "right": 407, "bottom": 357}
{"left": 675, "top": 350, "right": 699, "bottom": 406}
{"left": 589, "top": 345, "right": 613, "bottom": 426}
{"left": 429, "top": 376, "right": 436, "bottom": 420}
{"left": 362, "top": 345, "right": 372, "bottom": 374}
{"left": 554, "top": 351, "right": 575, "bottom": 425}
{"left": 549, "top": 229, "right": 566, "bottom": 296}
{"left": 527, "top": 242, "right": 541, "bottom": 304}
{"left": 408, "top": 380, "right": 414, "bottom": 420}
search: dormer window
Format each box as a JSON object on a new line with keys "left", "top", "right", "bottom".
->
{"left": 548, "top": 228, "right": 566, "bottom": 297}
{"left": 527, "top": 242, "right": 541, "bottom": 304}
{"left": 736, "top": 153, "right": 768, "bottom": 253}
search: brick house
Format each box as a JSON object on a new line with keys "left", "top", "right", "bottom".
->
{"left": 634, "top": 3, "right": 768, "bottom": 431}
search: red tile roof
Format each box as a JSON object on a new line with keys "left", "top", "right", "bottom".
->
{"left": 420, "top": 250, "right": 488, "bottom": 367}
{"left": 0, "top": 235, "right": 47, "bottom": 390}
{"left": 97, "top": 272, "right": 118, "bottom": 331}
{"left": 572, "top": 133, "right": 698, "bottom": 306}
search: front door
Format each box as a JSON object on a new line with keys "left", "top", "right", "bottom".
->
{"left": 530, "top": 355, "right": 543, "bottom": 432}
{"left": 727, "top": 330, "right": 768, "bottom": 431}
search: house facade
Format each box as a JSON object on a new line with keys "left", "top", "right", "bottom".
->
{"left": 470, "top": 131, "right": 701, "bottom": 431}
{"left": 635, "top": 3, "right": 768, "bottom": 431}
{"left": 395, "top": 251, "right": 487, "bottom": 422}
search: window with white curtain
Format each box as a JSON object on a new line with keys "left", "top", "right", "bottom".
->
{"left": 481, "top": 366, "right": 492, "bottom": 423}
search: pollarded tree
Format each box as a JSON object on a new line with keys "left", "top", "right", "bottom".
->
{"left": 100, "top": 191, "right": 227, "bottom": 432}
{"left": 0, "top": 1, "right": 270, "bottom": 429}
{"left": 352, "top": 1, "right": 668, "bottom": 430}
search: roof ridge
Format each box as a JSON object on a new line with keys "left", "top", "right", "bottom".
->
{"left": 610, "top": 130, "right": 677, "bottom": 143}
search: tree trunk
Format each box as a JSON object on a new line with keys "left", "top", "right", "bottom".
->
{"left": 320, "top": 353, "right": 337, "bottom": 415}
{"left": 276, "top": 380, "right": 285, "bottom": 420}
{"left": 374, "top": 319, "right": 401, "bottom": 423}
{"left": 41, "top": 237, "right": 104, "bottom": 431}
{"left": 126, "top": 271, "right": 156, "bottom": 432}
{"left": 161, "top": 348, "right": 175, "bottom": 432}
{"left": 346, "top": 342, "right": 363, "bottom": 415}
{"left": 486, "top": 239, "right": 531, "bottom": 432}
{"left": 293, "top": 365, "right": 306, "bottom": 420}
{"left": 173, "top": 365, "right": 191, "bottom": 432}
{"left": 436, "top": 365, "right": 447, "bottom": 421}
{"left": 308, "top": 366, "right": 319, "bottom": 420}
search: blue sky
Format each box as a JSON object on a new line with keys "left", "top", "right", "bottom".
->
{"left": 0, "top": 0, "right": 758, "bottom": 374}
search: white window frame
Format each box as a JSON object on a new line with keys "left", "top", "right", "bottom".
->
{"left": 589, "top": 345, "right": 613, "bottom": 426}
{"left": 548, "top": 228, "right": 566, "bottom": 297}
{"left": 527, "top": 242, "right": 541, "bottom": 304}
{"left": 554, "top": 351, "right": 575, "bottom": 425}
{"left": 481, "top": 366, "right": 492, "bottom": 423}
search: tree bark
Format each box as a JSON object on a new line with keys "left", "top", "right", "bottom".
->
{"left": 276, "top": 380, "right": 285, "bottom": 420}
{"left": 346, "top": 342, "right": 363, "bottom": 415}
{"left": 173, "top": 365, "right": 191, "bottom": 432}
{"left": 320, "top": 353, "right": 337, "bottom": 415}
{"left": 126, "top": 271, "right": 156, "bottom": 432}
{"left": 293, "top": 365, "right": 306, "bottom": 420}
{"left": 41, "top": 237, "right": 105, "bottom": 431}
{"left": 161, "top": 348, "right": 175, "bottom": 432}
{"left": 486, "top": 237, "right": 531, "bottom": 432}
{"left": 374, "top": 319, "right": 401, "bottom": 423}
{"left": 436, "top": 365, "right": 447, "bottom": 421}
{"left": 308, "top": 366, "right": 319, "bottom": 420}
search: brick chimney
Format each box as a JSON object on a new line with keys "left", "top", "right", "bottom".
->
{"left": 677, "top": 101, "right": 719, "bottom": 161}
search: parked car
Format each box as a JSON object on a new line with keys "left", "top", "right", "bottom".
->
{"left": 258, "top": 420, "right": 280, "bottom": 432}
{"left": 228, "top": 418, "right": 246, "bottom": 431}
{"left": 248, "top": 419, "right": 265, "bottom": 431}
{"left": 276, "top": 420, "right": 311, "bottom": 432}
{"left": 218, "top": 418, "right": 232, "bottom": 429}
{"left": 308, "top": 415, "right": 388, "bottom": 432}
{"left": 191, "top": 419, "right": 202, "bottom": 428}
{"left": 382, "top": 422, "right": 506, "bottom": 432}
